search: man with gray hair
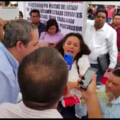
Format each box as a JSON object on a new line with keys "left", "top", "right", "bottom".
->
{"left": 0, "top": 19, "right": 39, "bottom": 104}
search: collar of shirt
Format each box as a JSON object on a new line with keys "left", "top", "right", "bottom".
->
{"left": 0, "top": 42, "right": 19, "bottom": 69}
{"left": 18, "top": 101, "right": 62, "bottom": 118}
{"left": 98, "top": 85, "right": 120, "bottom": 105}
{"left": 111, "top": 96, "right": 120, "bottom": 105}
{"left": 91, "top": 21, "right": 107, "bottom": 32}
{"left": 31, "top": 22, "right": 41, "bottom": 28}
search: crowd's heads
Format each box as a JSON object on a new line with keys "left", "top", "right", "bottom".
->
{"left": 30, "top": 9, "right": 40, "bottom": 24}
{"left": 56, "top": 33, "right": 91, "bottom": 74}
{"left": 46, "top": 19, "right": 59, "bottom": 35}
{"left": 95, "top": 9, "right": 108, "bottom": 28}
{"left": 3, "top": 19, "right": 39, "bottom": 62}
{"left": 19, "top": 11, "right": 23, "bottom": 19}
{"left": 112, "top": 14, "right": 120, "bottom": 26}
{"left": 88, "top": 9, "right": 93, "bottom": 14}
{"left": 18, "top": 47, "right": 69, "bottom": 109}
{"left": 105, "top": 69, "right": 120, "bottom": 99}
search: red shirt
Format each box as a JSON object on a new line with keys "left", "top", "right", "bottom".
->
{"left": 110, "top": 23, "right": 120, "bottom": 49}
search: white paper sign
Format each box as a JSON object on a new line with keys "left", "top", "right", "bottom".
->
{"left": 24, "top": 1, "right": 87, "bottom": 35}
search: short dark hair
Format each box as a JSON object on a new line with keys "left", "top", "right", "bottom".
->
{"left": 29, "top": 9, "right": 40, "bottom": 17}
{"left": 113, "top": 14, "right": 120, "bottom": 19}
{"left": 96, "top": 9, "right": 108, "bottom": 18}
{"left": 18, "top": 47, "right": 68, "bottom": 109}
{"left": 46, "top": 19, "right": 59, "bottom": 33}
{"left": 56, "top": 33, "right": 91, "bottom": 75}
{"left": 19, "top": 11, "right": 23, "bottom": 18}
{"left": 113, "top": 69, "right": 120, "bottom": 77}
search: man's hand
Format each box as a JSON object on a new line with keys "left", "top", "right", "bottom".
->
{"left": 77, "top": 74, "right": 97, "bottom": 101}
{"left": 77, "top": 75, "right": 103, "bottom": 118}
{"left": 106, "top": 68, "right": 114, "bottom": 72}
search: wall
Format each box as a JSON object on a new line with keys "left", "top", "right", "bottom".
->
{"left": 19, "top": 1, "right": 120, "bottom": 20}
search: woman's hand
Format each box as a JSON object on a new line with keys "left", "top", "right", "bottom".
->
{"left": 78, "top": 74, "right": 100, "bottom": 90}
{"left": 68, "top": 75, "right": 83, "bottom": 90}
{"left": 68, "top": 81, "right": 79, "bottom": 89}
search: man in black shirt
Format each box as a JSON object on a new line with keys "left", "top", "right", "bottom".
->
{"left": 30, "top": 9, "right": 46, "bottom": 37}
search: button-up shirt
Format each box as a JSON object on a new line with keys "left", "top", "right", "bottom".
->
{"left": 75, "top": 85, "right": 120, "bottom": 118}
{"left": 84, "top": 20, "right": 118, "bottom": 68}
{"left": 97, "top": 85, "right": 120, "bottom": 118}
{"left": 0, "top": 102, "right": 62, "bottom": 118}
{"left": 0, "top": 42, "right": 20, "bottom": 104}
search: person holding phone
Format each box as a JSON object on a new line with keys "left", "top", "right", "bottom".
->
{"left": 40, "top": 19, "right": 64, "bottom": 48}
{"left": 77, "top": 68, "right": 120, "bottom": 118}
{"left": 56, "top": 33, "right": 91, "bottom": 118}
{"left": 77, "top": 74, "right": 103, "bottom": 118}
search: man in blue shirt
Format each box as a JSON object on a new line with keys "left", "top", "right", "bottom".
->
{"left": 77, "top": 69, "right": 120, "bottom": 118}
{"left": 30, "top": 9, "right": 46, "bottom": 37}
{"left": 97, "top": 69, "right": 120, "bottom": 118}
{"left": 0, "top": 19, "right": 39, "bottom": 104}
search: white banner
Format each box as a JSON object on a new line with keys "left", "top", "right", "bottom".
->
{"left": 24, "top": 1, "right": 87, "bottom": 35}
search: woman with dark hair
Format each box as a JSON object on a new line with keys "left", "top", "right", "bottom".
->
{"left": 56, "top": 33, "right": 90, "bottom": 117}
{"left": 56, "top": 33, "right": 90, "bottom": 76}
{"left": 40, "top": 19, "right": 64, "bottom": 48}
{"left": 56, "top": 33, "right": 90, "bottom": 118}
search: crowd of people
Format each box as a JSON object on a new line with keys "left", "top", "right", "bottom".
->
{"left": 0, "top": 4, "right": 120, "bottom": 118}
{"left": 87, "top": 4, "right": 120, "bottom": 24}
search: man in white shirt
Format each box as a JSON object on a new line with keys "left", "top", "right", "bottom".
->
{"left": 84, "top": 9, "right": 118, "bottom": 82}
{"left": 0, "top": 47, "right": 69, "bottom": 118}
